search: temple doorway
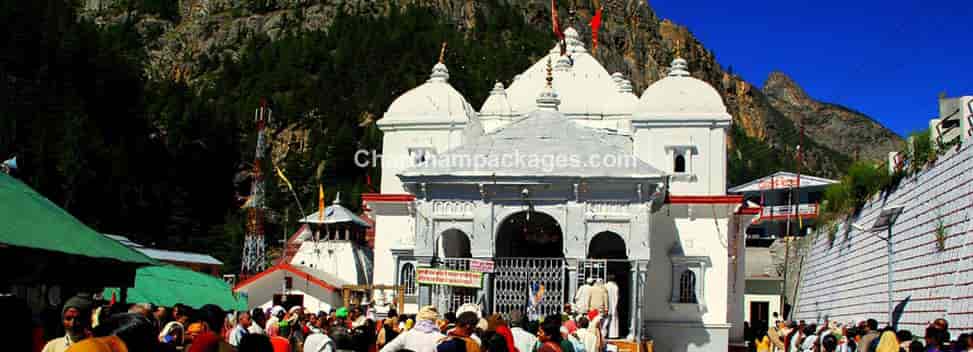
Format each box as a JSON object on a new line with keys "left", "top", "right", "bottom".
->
{"left": 588, "top": 231, "right": 631, "bottom": 338}
{"left": 433, "top": 229, "right": 476, "bottom": 313}
{"left": 495, "top": 210, "right": 563, "bottom": 258}
{"left": 493, "top": 210, "right": 565, "bottom": 318}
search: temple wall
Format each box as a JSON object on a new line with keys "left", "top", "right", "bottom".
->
{"left": 794, "top": 143, "right": 973, "bottom": 334}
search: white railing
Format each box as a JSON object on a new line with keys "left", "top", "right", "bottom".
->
{"left": 760, "top": 204, "right": 818, "bottom": 219}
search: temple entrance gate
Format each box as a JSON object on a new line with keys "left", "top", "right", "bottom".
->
{"left": 493, "top": 257, "right": 565, "bottom": 318}
{"left": 492, "top": 210, "right": 565, "bottom": 319}
{"left": 431, "top": 230, "right": 478, "bottom": 313}
{"left": 431, "top": 258, "right": 479, "bottom": 313}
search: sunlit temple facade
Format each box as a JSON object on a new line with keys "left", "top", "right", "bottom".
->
{"left": 364, "top": 28, "right": 758, "bottom": 351}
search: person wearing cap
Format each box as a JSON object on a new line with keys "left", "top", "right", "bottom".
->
{"left": 44, "top": 294, "right": 95, "bottom": 352}
{"left": 267, "top": 306, "right": 286, "bottom": 336}
{"left": 381, "top": 306, "right": 445, "bottom": 352}
{"left": 331, "top": 308, "right": 356, "bottom": 352}
{"left": 437, "top": 311, "right": 481, "bottom": 352}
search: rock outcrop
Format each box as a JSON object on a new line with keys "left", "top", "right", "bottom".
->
{"left": 81, "top": 0, "right": 902, "bottom": 179}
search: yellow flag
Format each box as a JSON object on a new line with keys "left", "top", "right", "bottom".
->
{"left": 798, "top": 210, "right": 804, "bottom": 232}
{"left": 318, "top": 184, "right": 325, "bottom": 222}
{"left": 275, "top": 166, "right": 294, "bottom": 192}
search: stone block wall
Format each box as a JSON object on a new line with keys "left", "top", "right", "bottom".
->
{"left": 794, "top": 143, "right": 973, "bottom": 335}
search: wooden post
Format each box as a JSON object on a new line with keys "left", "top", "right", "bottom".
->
{"left": 397, "top": 286, "right": 405, "bottom": 312}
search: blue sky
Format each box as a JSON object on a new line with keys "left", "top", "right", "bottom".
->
{"left": 648, "top": 0, "right": 972, "bottom": 137}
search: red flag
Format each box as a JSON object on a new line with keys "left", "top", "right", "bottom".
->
{"left": 551, "top": 0, "right": 564, "bottom": 40}
{"left": 110, "top": 291, "right": 116, "bottom": 306}
{"left": 590, "top": 6, "right": 603, "bottom": 52}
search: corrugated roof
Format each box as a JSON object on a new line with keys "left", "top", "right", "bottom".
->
{"left": 103, "top": 234, "right": 222, "bottom": 265}
{"left": 103, "top": 234, "right": 144, "bottom": 248}
{"left": 136, "top": 247, "right": 223, "bottom": 266}
{"left": 300, "top": 202, "right": 371, "bottom": 228}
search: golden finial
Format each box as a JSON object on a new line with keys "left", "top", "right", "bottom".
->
{"left": 546, "top": 56, "right": 553, "bottom": 88}
{"left": 439, "top": 42, "right": 447, "bottom": 63}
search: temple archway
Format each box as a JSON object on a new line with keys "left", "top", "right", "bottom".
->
{"left": 437, "top": 229, "right": 471, "bottom": 258}
{"left": 495, "top": 210, "right": 563, "bottom": 258}
{"left": 588, "top": 231, "right": 631, "bottom": 338}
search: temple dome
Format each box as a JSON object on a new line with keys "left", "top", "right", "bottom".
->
{"left": 505, "top": 28, "right": 625, "bottom": 118}
{"left": 379, "top": 62, "right": 476, "bottom": 126}
{"left": 479, "top": 82, "right": 514, "bottom": 116}
{"left": 635, "top": 58, "right": 729, "bottom": 119}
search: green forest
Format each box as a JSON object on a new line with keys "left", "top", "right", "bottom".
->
{"left": 0, "top": 1, "right": 831, "bottom": 271}
{"left": 0, "top": 1, "right": 550, "bottom": 270}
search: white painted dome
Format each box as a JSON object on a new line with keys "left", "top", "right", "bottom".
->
{"left": 636, "top": 58, "right": 729, "bottom": 118}
{"left": 479, "top": 82, "right": 513, "bottom": 116}
{"left": 379, "top": 62, "right": 476, "bottom": 126}
{"left": 603, "top": 74, "right": 639, "bottom": 116}
{"left": 505, "top": 28, "right": 625, "bottom": 118}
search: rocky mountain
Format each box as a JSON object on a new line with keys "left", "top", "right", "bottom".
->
{"left": 763, "top": 72, "right": 903, "bottom": 162}
{"left": 81, "top": 0, "right": 902, "bottom": 184}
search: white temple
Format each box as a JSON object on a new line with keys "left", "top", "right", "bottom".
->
{"left": 364, "top": 28, "right": 758, "bottom": 351}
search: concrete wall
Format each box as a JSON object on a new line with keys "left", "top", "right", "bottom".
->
{"left": 795, "top": 143, "right": 973, "bottom": 334}
{"left": 378, "top": 127, "right": 466, "bottom": 195}
{"left": 632, "top": 123, "right": 728, "bottom": 196}
{"left": 744, "top": 294, "right": 782, "bottom": 325}
{"left": 642, "top": 321, "right": 729, "bottom": 352}
{"left": 290, "top": 241, "right": 371, "bottom": 285}
{"left": 643, "top": 204, "right": 739, "bottom": 352}
{"left": 237, "top": 269, "right": 342, "bottom": 313}
{"left": 372, "top": 211, "right": 414, "bottom": 286}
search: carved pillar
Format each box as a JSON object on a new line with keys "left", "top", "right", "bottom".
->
{"left": 566, "top": 258, "right": 579, "bottom": 310}
{"left": 417, "top": 257, "right": 433, "bottom": 307}
{"left": 482, "top": 272, "right": 494, "bottom": 314}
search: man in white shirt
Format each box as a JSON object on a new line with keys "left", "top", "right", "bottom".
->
{"left": 305, "top": 313, "right": 336, "bottom": 352}
{"left": 247, "top": 308, "right": 267, "bottom": 335}
{"left": 508, "top": 310, "right": 537, "bottom": 352}
{"left": 42, "top": 294, "right": 94, "bottom": 352}
{"left": 575, "top": 317, "right": 599, "bottom": 352}
{"left": 228, "top": 312, "right": 252, "bottom": 346}
{"left": 379, "top": 306, "right": 444, "bottom": 352}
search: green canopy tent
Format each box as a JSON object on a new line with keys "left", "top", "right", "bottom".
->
{"left": 103, "top": 265, "right": 247, "bottom": 311}
{"left": 0, "top": 172, "right": 155, "bottom": 288}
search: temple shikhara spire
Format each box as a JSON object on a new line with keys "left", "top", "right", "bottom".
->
{"left": 366, "top": 24, "right": 743, "bottom": 351}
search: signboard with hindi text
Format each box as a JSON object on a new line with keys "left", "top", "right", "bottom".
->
{"left": 470, "top": 259, "right": 495, "bottom": 273}
{"left": 417, "top": 268, "right": 483, "bottom": 288}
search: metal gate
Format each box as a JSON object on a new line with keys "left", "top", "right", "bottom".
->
{"left": 493, "top": 258, "right": 565, "bottom": 320}
{"left": 576, "top": 259, "right": 608, "bottom": 286}
{"left": 431, "top": 258, "right": 479, "bottom": 314}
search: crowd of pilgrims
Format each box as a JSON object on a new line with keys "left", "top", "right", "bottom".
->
{"left": 747, "top": 317, "right": 972, "bottom": 352}
{"left": 3, "top": 293, "right": 609, "bottom": 352}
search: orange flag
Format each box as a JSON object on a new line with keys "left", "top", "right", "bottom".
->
{"left": 551, "top": 0, "right": 564, "bottom": 40}
{"left": 590, "top": 5, "right": 603, "bottom": 53}
{"left": 318, "top": 184, "right": 325, "bottom": 223}
{"left": 552, "top": 0, "right": 567, "bottom": 55}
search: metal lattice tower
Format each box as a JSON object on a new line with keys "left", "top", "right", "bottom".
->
{"left": 241, "top": 100, "right": 272, "bottom": 278}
